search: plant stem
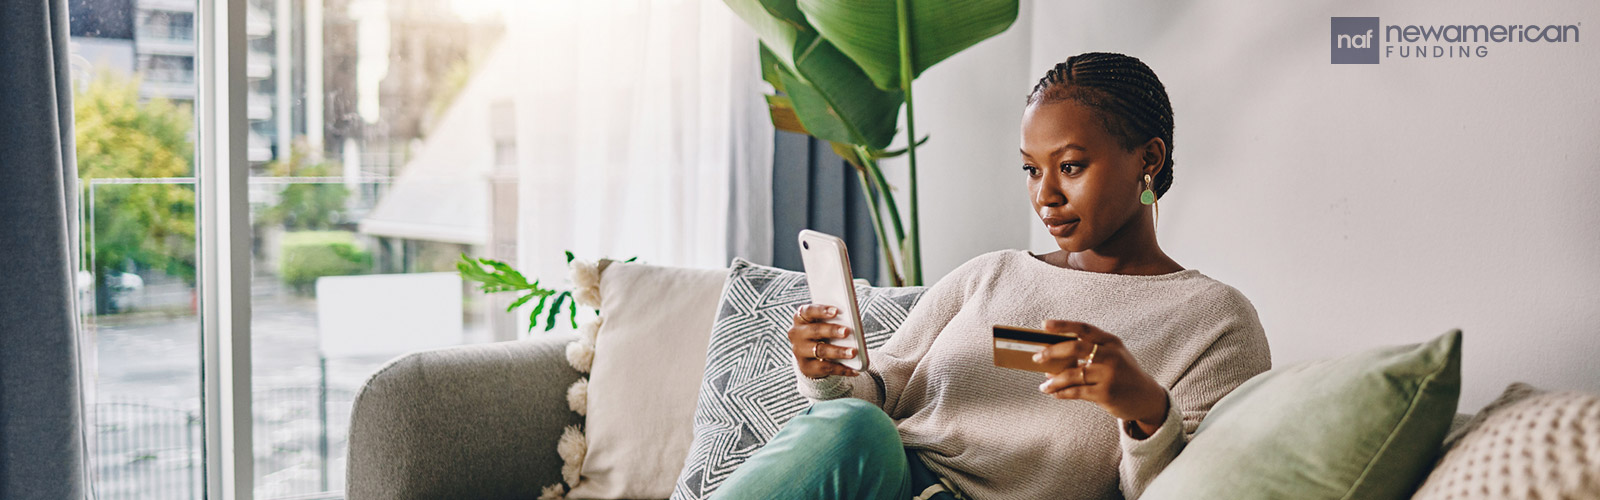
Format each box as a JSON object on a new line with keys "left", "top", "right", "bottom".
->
{"left": 851, "top": 159, "right": 903, "bottom": 287}
{"left": 859, "top": 150, "right": 907, "bottom": 282}
{"left": 895, "top": 0, "right": 923, "bottom": 286}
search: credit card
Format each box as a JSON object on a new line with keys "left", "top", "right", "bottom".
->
{"left": 992, "top": 325, "right": 1079, "bottom": 372}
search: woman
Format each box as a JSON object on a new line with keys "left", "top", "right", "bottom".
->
{"left": 709, "top": 52, "right": 1271, "bottom": 500}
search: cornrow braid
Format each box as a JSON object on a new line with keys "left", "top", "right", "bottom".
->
{"left": 1026, "top": 52, "right": 1176, "bottom": 199}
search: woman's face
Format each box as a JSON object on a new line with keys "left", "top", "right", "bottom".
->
{"left": 1020, "top": 99, "right": 1160, "bottom": 253}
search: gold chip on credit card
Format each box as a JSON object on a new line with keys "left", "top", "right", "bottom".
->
{"left": 992, "top": 325, "right": 1079, "bottom": 372}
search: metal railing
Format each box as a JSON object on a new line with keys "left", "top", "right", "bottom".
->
{"left": 142, "top": 68, "right": 195, "bottom": 84}
{"left": 92, "top": 382, "right": 357, "bottom": 500}
{"left": 93, "top": 400, "right": 201, "bottom": 500}
{"left": 253, "top": 381, "right": 357, "bottom": 498}
{"left": 136, "top": 26, "right": 195, "bottom": 41}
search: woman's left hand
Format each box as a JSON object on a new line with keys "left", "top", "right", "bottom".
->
{"left": 1034, "top": 319, "right": 1169, "bottom": 437}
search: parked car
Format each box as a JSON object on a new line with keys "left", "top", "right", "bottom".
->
{"left": 104, "top": 271, "right": 144, "bottom": 312}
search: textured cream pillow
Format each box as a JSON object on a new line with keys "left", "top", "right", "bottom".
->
{"left": 541, "top": 260, "right": 730, "bottom": 499}
{"left": 1411, "top": 382, "right": 1600, "bottom": 500}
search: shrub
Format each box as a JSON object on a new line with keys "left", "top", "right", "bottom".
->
{"left": 279, "top": 231, "right": 371, "bottom": 294}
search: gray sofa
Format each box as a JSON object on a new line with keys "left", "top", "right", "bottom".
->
{"left": 344, "top": 333, "right": 1594, "bottom": 500}
{"left": 346, "top": 332, "right": 582, "bottom": 499}
{"left": 345, "top": 257, "right": 1597, "bottom": 500}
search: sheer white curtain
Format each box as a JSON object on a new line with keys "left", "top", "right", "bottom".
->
{"left": 509, "top": 0, "right": 772, "bottom": 293}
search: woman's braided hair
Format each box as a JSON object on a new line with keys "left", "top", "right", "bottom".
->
{"left": 1026, "top": 52, "right": 1176, "bottom": 199}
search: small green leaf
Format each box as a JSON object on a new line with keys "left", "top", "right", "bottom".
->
{"left": 545, "top": 292, "right": 569, "bottom": 332}
{"left": 568, "top": 296, "right": 578, "bottom": 329}
{"left": 528, "top": 294, "right": 551, "bottom": 332}
{"left": 459, "top": 254, "right": 542, "bottom": 293}
{"left": 565, "top": 250, "right": 575, "bottom": 264}
{"left": 507, "top": 291, "right": 536, "bottom": 312}
{"left": 624, "top": 256, "right": 638, "bottom": 263}
{"left": 482, "top": 259, "right": 529, "bottom": 287}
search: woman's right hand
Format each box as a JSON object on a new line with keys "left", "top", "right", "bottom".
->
{"left": 789, "top": 304, "right": 861, "bottom": 379}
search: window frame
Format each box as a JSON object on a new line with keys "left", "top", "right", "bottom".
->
{"left": 196, "top": 0, "right": 255, "bottom": 497}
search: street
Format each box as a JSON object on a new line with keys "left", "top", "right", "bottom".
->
{"left": 89, "top": 274, "right": 488, "bottom": 499}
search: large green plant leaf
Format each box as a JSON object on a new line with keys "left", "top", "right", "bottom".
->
{"left": 787, "top": 38, "right": 904, "bottom": 149}
{"left": 728, "top": 0, "right": 904, "bottom": 149}
{"left": 759, "top": 44, "right": 787, "bottom": 92}
{"left": 797, "top": 0, "right": 1019, "bottom": 90}
{"left": 774, "top": 64, "right": 855, "bottom": 144}
{"left": 764, "top": 94, "right": 807, "bottom": 134}
{"left": 725, "top": 0, "right": 806, "bottom": 68}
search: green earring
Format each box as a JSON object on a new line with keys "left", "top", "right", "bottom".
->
{"left": 1139, "top": 173, "right": 1156, "bottom": 205}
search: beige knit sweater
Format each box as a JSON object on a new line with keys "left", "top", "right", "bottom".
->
{"left": 793, "top": 249, "right": 1271, "bottom": 500}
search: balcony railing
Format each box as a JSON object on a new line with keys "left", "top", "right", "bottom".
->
{"left": 93, "top": 399, "right": 201, "bottom": 500}
{"left": 143, "top": 68, "right": 195, "bottom": 85}
{"left": 248, "top": 51, "right": 274, "bottom": 80}
{"left": 136, "top": 26, "right": 194, "bottom": 42}
{"left": 137, "top": 0, "right": 194, "bottom": 13}
{"left": 249, "top": 94, "right": 274, "bottom": 121}
{"left": 247, "top": 7, "right": 273, "bottom": 39}
{"left": 92, "top": 386, "right": 356, "bottom": 500}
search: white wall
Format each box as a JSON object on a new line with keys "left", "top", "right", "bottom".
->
{"left": 1013, "top": 0, "right": 1600, "bottom": 411}
{"left": 876, "top": 0, "right": 1039, "bottom": 283}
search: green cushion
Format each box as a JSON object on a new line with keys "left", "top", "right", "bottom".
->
{"left": 1141, "top": 329, "right": 1462, "bottom": 500}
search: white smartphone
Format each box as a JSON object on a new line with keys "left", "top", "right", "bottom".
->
{"left": 797, "top": 229, "right": 870, "bottom": 371}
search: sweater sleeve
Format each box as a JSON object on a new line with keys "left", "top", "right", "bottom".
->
{"left": 1115, "top": 293, "right": 1272, "bottom": 499}
{"left": 795, "top": 255, "right": 977, "bottom": 413}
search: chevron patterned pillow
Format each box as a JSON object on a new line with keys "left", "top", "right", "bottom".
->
{"left": 669, "top": 257, "right": 927, "bottom": 500}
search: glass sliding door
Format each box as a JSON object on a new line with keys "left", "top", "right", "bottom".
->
{"left": 243, "top": 0, "right": 511, "bottom": 496}
{"left": 71, "top": 0, "right": 204, "bottom": 496}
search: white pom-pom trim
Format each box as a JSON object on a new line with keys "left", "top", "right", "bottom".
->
{"left": 567, "top": 377, "right": 589, "bottom": 416}
{"left": 557, "top": 424, "right": 587, "bottom": 487}
{"left": 565, "top": 339, "right": 595, "bottom": 373}
{"left": 578, "top": 316, "right": 602, "bottom": 345}
{"left": 570, "top": 260, "right": 602, "bottom": 309}
{"left": 554, "top": 258, "right": 615, "bottom": 498}
{"left": 574, "top": 288, "right": 602, "bottom": 311}
{"left": 538, "top": 483, "right": 566, "bottom": 499}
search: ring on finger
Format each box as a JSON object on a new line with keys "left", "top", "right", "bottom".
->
{"left": 1079, "top": 366, "right": 1089, "bottom": 385}
{"left": 813, "top": 341, "right": 823, "bottom": 361}
{"left": 1081, "top": 343, "right": 1099, "bottom": 368}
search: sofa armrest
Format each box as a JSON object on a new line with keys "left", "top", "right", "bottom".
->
{"left": 346, "top": 332, "right": 583, "bottom": 500}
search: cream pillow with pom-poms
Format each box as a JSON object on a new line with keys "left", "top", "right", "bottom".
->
{"left": 541, "top": 259, "right": 729, "bottom": 499}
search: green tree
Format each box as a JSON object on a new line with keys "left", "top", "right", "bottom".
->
{"left": 74, "top": 71, "right": 197, "bottom": 303}
{"left": 258, "top": 140, "right": 350, "bottom": 231}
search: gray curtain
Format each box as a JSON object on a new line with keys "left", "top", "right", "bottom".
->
{"left": 0, "top": 0, "right": 90, "bottom": 497}
{"left": 770, "top": 130, "right": 880, "bottom": 283}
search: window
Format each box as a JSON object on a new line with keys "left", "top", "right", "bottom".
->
{"left": 138, "top": 54, "right": 194, "bottom": 82}
{"left": 137, "top": 10, "right": 195, "bottom": 40}
{"left": 74, "top": 0, "right": 513, "bottom": 497}
{"left": 72, "top": 0, "right": 756, "bottom": 497}
{"left": 70, "top": 0, "right": 201, "bottom": 496}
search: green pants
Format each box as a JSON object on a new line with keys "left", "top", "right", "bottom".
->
{"left": 707, "top": 398, "right": 961, "bottom": 500}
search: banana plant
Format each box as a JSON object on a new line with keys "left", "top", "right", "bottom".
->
{"left": 726, "top": 0, "right": 1018, "bottom": 286}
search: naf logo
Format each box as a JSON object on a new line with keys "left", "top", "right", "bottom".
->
{"left": 1331, "top": 17, "right": 1381, "bottom": 64}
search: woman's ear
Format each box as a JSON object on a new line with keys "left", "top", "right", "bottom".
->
{"left": 1140, "top": 137, "right": 1167, "bottom": 179}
